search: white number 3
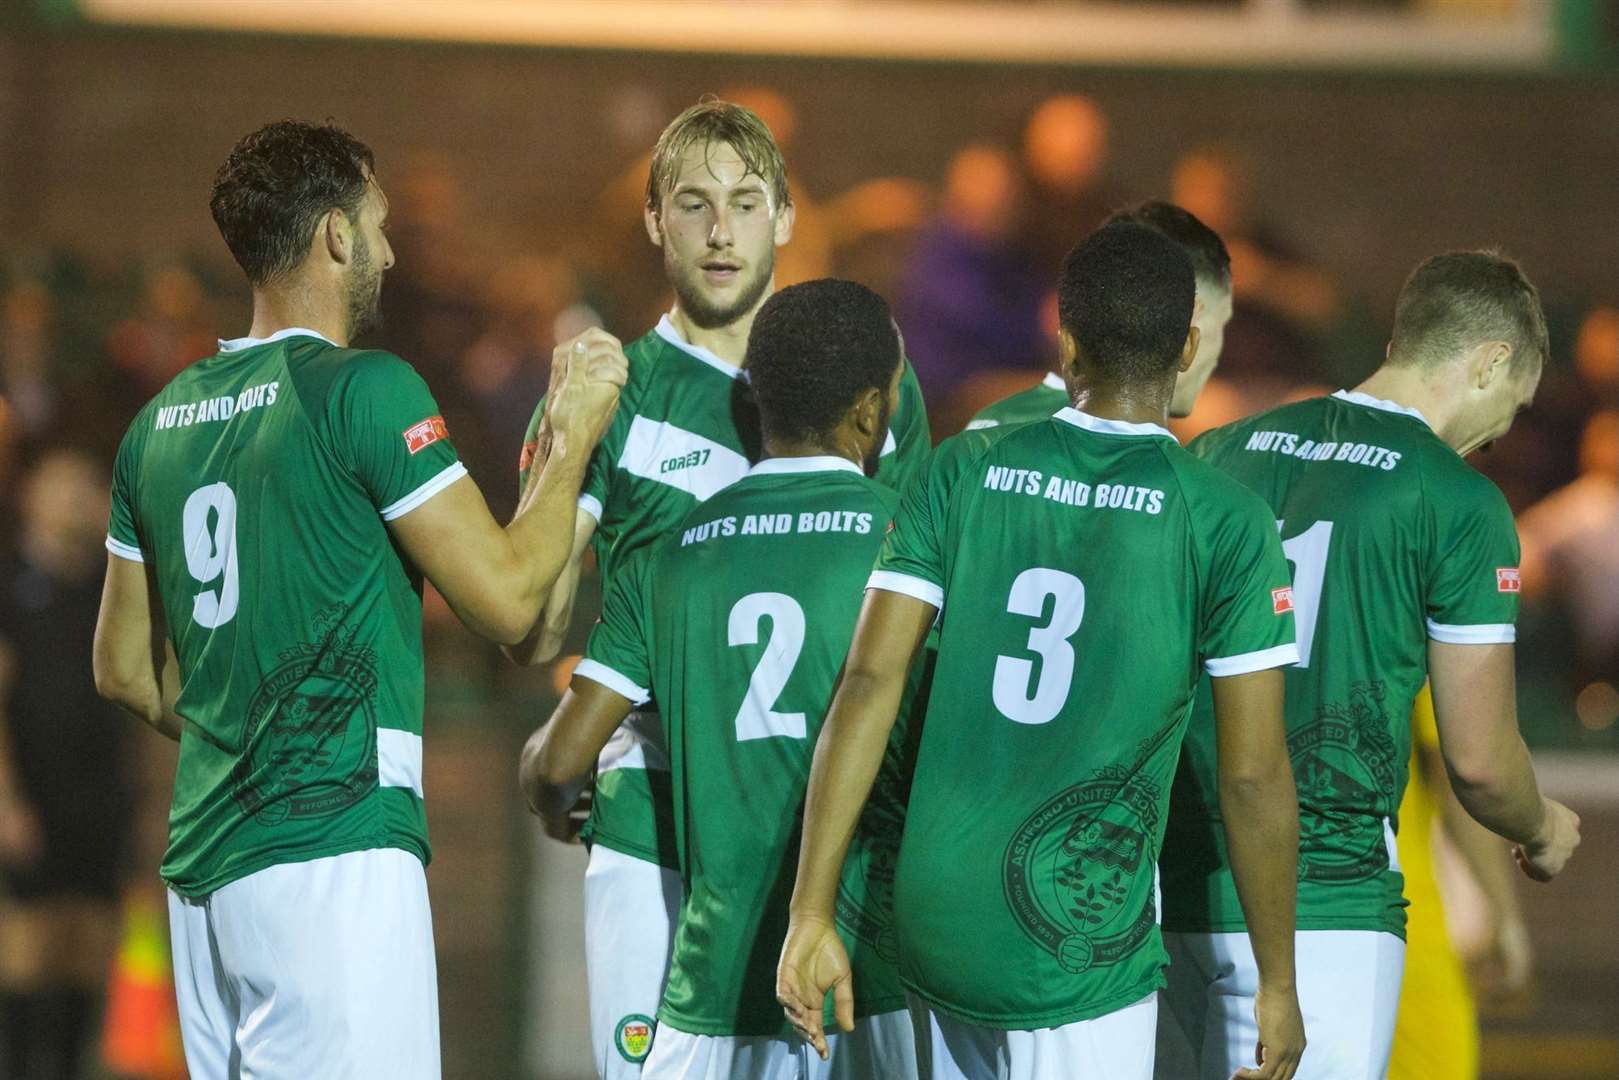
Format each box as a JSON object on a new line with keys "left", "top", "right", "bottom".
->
{"left": 993, "top": 567, "right": 1086, "bottom": 725}
{"left": 183, "top": 482, "right": 240, "bottom": 628}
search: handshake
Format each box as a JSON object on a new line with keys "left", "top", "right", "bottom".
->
{"left": 539, "top": 327, "right": 631, "bottom": 457}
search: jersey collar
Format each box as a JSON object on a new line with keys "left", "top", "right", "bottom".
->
{"left": 1041, "top": 371, "right": 1066, "bottom": 391}
{"left": 655, "top": 314, "right": 746, "bottom": 382}
{"left": 1331, "top": 389, "right": 1433, "bottom": 430}
{"left": 218, "top": 327, "right": 338, "bottom": 352}
{"left": 748, "top": 455, "right": 863, "bottom": 477}
{"left": 1053, "top": 406, "right": 1177, "bottom": 442}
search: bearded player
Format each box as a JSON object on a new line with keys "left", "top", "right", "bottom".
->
{"left": 967, "top": 201, "right": 1233, "bottom": 431}
{"left": 1156, "top": 251, "right": 1581, "bottom": 1080}
{"left": 509, "top": 100, "right": 931, "bottom": 1076}
{"left": 91, "top": 121, "right": 623, "bottom": 1077}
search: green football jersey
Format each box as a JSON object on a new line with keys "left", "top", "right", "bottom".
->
{"left": 518, "top": 315, "right": 931, "bottom": 868}
{"left": 964, "top": 372, "right": 1067, "bottom": 431}
{"left": 871, "top": 407, "right": 1297, "bottom": 1030}
{"left": 578, "top": 456, "right": 917, "bottom": 1037}
{"left": 1161, "top": 390, "right": 1522, "bottom": 939}
{"left": 107, "top": 328, "right": 464, "bottom": 898}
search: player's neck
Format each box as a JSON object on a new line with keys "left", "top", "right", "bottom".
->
{"left": 762, "top": 435, "right": 859, "bottom": 468}
{"left": 1067, "top": 381, "right": 1174, "bottom": 429}
{"left": 245, "top": 286, "right": 350, "bottom": 349}
{"left": 1353, "top": 367, "right": 1458, "bottom": 447}
{"left": 668, "top": 296, "right": 769, "bottom": 369}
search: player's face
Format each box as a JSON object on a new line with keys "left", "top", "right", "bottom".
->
{"left": 1467, "top": 353, "right": 1542, "bottom": 455}
{"left": 647, "top": 140, "right": 793, "bottom": 330}
{"left": 1169, "top": 281, "right": 1233, "bottom": 418}
{"left": 344, "top": 176, "right": 394, "bottom": 340}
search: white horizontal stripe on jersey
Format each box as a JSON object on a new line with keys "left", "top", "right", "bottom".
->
{"left": 379, "top": 461, "right": 468, "bottom": 521}
{"left": 867, "top": 570, "right": 944, "bottom": 611}
{"left": 618, "top": 416, "right": 750, "bottom": 502}
{"left": 377, "top": 728, "right": 423, "bottom": 798}
{"left": 577, "top": 493, "right": 604, "bottom": 523}
{"left": 1425, "top": 619, "right": 1516, "bottom": 645}
{"left": 1204, "top": 642, "right": 1301, "bottom": 677}
{"left": 106, "top": 536, "right": 145, "bottom": 563}
{"left": 574, "top": 658, "right": 651, "bottom": 707}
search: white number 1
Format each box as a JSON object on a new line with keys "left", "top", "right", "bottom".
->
{"left": 183, "top": 482, "right": 239, "bottom": 629}
{"left": 728, "top": 592, "right": 807, "bottom": 741}
{"left": 1280, "top": 519, "right": 1333, "bottom": 668}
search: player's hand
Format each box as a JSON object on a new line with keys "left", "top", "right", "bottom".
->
{"left": 1467, "top": 914, "right": 1534, "bottom": 1003}
{"left": 535, "top": 782, "right": 593, "bottom": 845}
{"left": 547, "top": 329, "right": 627, "bottom": 451}
{"left": 776, "top": 913, "right": 854, "bottom": 1062}
{"left": 0, "top": 794, "right": 43, "bottom": 867}
{"left": 1515, "top": 796, "right": 1580, "bottom": 882}
{"left": 1236, "top": 981, "right": 1304, "bottom": 1080}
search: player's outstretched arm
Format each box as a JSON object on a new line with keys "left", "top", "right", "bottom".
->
{"left": 1211, "top": 667, "right": 1304, "bottom": 1080}
{"left": 390, "top": 334, "right": 626, "bottom": 646}
{"left": 519, "top": 677, "right": 633, "bottom": 843}
{"left": 93, "top": 555, "right": 182, "bottom": 741}
{"left": 1428, "top": 640, "right": 1581, "bottom": 882}
{"left": 779, "top": 588, "right": 934, "bottom": 1060}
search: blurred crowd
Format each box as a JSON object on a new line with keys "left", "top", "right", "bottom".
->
{"left": 0, "top": 84, "right": 1614, "bottom": 1078}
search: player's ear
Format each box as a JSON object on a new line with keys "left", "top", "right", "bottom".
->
{"left": 321, "top": 208, "right": 351, "bottom": 266}
{"left": 1472, "top": 340, "right": 1513, "bottom": 389}
{"left": 853, "top": 385, "right": 883, "bottom": 438}
{"left": 643, "top": 201, "right": 664, "bottom": 248}
{"left": 1179, "top": 326, "right": 1201, "bottom": 373}
{"left": 1057, "top": 328, "right": 1079, "bottom": 381}
{"left": 773, "top": 198, "right": 795, "bottom": 248}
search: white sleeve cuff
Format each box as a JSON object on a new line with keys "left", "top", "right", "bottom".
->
{"left": 105, "top": 536, "right": 145, "bottom": 563}
{"left": 573, "top": 658, "right": 651, "bottom": 707}
{"left": 577, "top": 493, "right": 604, "bottom": 523}
{"left": 866, "top": 570, "right": 944, "bottom": 611}
{"left": 1205, "top": 642, "right": 1300, "bottom": 677}
{"left": 380, "top": 461, "right": 468, "bottom": 521}
{"left": 1426, "top": 619, "right": 1516, "bottom": 645}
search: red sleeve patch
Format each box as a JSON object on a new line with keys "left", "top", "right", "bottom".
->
{"left": 1272, "top": 586, "right": 1294, "bottom": 615}
{"left": 1496, "top": 567, "right": 1521, "bottom": 593}
{"left": 403, "top": 415, "right": 449, "bottom": 455}
{"left": 519, "top": 440, "right": 538, "bottom": 473}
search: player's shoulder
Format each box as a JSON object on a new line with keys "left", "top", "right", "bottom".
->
{"left": 1189, "top": 397, "right": 1331, "bottom": 462}
{"left": 1164, "top": 439, "right": 1277, "bottom": 524}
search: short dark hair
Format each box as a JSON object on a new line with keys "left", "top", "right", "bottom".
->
{"left": 745, "top": 279, "right": 900, "bottom": 445}
{"left": 1057, "top": 222, "right": 1196, "bottom": 384}
{"left": 210, "top": 120, "right": 375, "bottom": 287}
{"left": 1390, "top": 250, "right": 1548, "bottom": 371}
{"left": 1105, "top": 200, "right": 1230, "bottom": 289}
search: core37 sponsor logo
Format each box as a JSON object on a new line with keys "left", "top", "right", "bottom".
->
{"left": 1001, "top": 723, "right": 1174, "bottom": 973}
{"left": 659, "top": 448, "right": 710, "bottom": 474}
{"left": 614, "top": 1014, "right": 655, "bottom": 1063}
{"left": 1289, "top": 680, "right": 1398, "bottom": 883}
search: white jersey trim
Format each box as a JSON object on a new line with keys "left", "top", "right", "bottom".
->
{"left": 1331, "top": 389, "right": 1433, "bottom": 431}
{"left": 1205, "top": 642, "right": 1301, "bottom": 677}
{"left": 574, "top": 658, "right": 652, "bottom": 707}
{"left": 377, "top": 728, "right": 423, "bottom": 798}
{"left": 867, "top": 570, "right": 944, "bottom": 611}
{"left": 748, "top": 455, "right": 862, "bottom": 478}
{"left": 1041, "top": 371, "right": 1066, "bottom": 391}
{"left": 218, "top": 326, "right": 338, "bottom": 353}
{"left": 1426, "top": 619, "right": 1516, "bottom": 645}
{"left": 105, "top": 536, "right": 145, "bottom": 563}
{"left": 1053, "top": 406, "right": 1177, "bottom": 442}
{"left": 577, "top": 493, "right": 604, "bottom": 523}
{"left": 379, "top": 462, "right": 468, "bottom": 522}
{"left": 964, "top": 418, "right": 999, "bottom": 431}
{"left": 654, "top": 314, "right": 744, "bottom": 381}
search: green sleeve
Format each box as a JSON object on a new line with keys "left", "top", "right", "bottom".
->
{"left": 327, "top": 351, "right": 465, "bottom": 521}
{"left": 1424, "top": 480, "right": 1520, "bottom": 644}
{"left": 874, "top": 358, "right": 932, "bottom": 495}
{"left": 106, "top": 422, "right": 147, "bottom": 562}
{"left": 576, "top": 545, "right": 654, "bottom": 705}
{"left": 870, "top": 442, "right": 948, "bottom": 611}
{"left": 517, "top": 394, "right": 622, "bottom": 526}
{"left": 1199, "top": 486, "right": 1300, "bottom": 676}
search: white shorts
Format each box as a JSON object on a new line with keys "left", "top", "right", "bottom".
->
{"left": 167, "top": 847, "right": 439, "bottom": 1080}
{"left": 1157, "top": 930, "right": 1405, "bottom": 1080}
{"left": 643, "top": 1009, "right": 917, "bottom": 1080}
{"left": 911, "top": 992, "right": 1157, "bottom": 1080}
{"left": 584, "top": 843, "right": 682, "bottom": 1077}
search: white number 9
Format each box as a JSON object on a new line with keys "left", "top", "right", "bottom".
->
{"left": 183, "top": 482, "right": 239, "bottom": 628}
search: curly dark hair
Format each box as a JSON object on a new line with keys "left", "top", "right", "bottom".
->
{"left": 745, "top": 279, "right": 900, "bottom": 446}
{"left": 1105, "top": 200, "right": 1231, "bottom": 289}
{"left": 210, "top": 120, "right": 375, "bottom": 287}
{"left": 1057, "top": 222, "right": 1195, "bottom": 385}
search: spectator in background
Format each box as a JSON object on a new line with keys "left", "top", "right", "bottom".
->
{"left": 896, "top": 142, "right": 1045, "bottom": 406}
{"left": 1, "top": 278, "right": 62, "bottom": 440}
{"left": 1017, "top": 93, "right": 1117, "bottom": 281}
{"left": 0, "top": 447, "right": 140, "bottom": 1080}
{"left": 1518, "top": 409, "right": 1619, "bottom": 687}
{"left": 104, "top": 261, "right": 217, "bottom": 395}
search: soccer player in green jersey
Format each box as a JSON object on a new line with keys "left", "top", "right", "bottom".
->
{"left": 90, "top": 121, "right": 624, "bottom": 1079}
{"left": 1155, "top": 251, "right": 1582, "bottom": 1080}
{"left": 966, "top": 201, "right": 1233, "bottom": 432}
{"left": 521, "top": 279, "right": 920, "bottom": 1078}
{"left": 780, "top": 223, "right": 1306, "bottom": 1080}
{"left": 507, "top": 100, "right": 931, "bottom": 1075}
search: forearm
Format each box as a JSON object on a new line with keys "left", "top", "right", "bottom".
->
{"left": 519, "top": 726, "right": 590, "bottom": 820}
{"left": 1445, "top": 734, "right": 1545, "bottom": 847}
{"left": 1221, "top": 769, "right": 1299, "bottom": 987}
{"left": 502, "top": 431, "right": 593, "bottom": 617}
{"left": 503, "top": 518, "right": 588, "bottom": 667}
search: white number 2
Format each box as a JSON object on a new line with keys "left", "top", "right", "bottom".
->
{"left": 993, "top": 567, "right": 1086, "bottom": 725}
{"left": 1280, "top": 520, "right": 1333, "bottom": 668}
{"left": 183, "top": 482, "right": 240, "bottom": 629}
{"left": 728, "top": 592, "right": 807, "bottom": 741}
